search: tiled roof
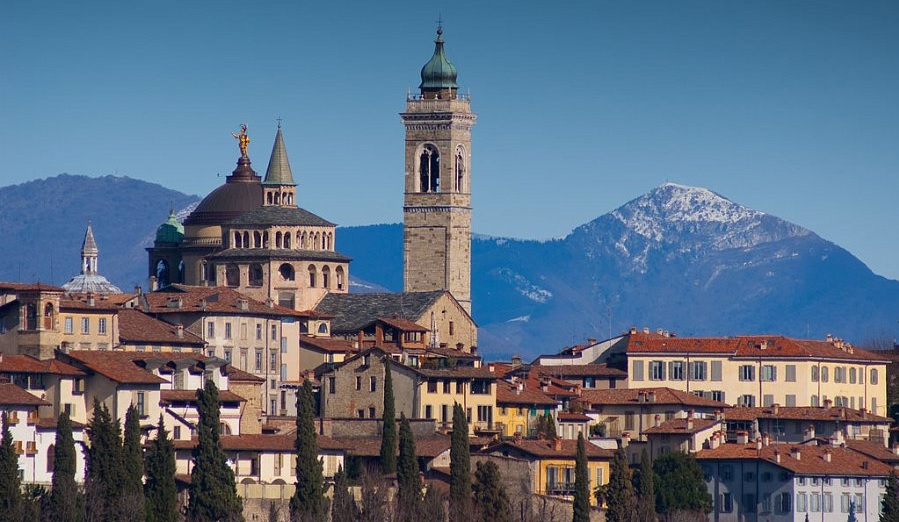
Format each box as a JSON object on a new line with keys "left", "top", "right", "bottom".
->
{"left": 64, "top": 351, "right": 168, "bottom": 384}
{"left": 118, "top": 309, "right": 206, "bottom": 346}
{"left": 496, "top": 380, "right": 558, "bottom": 406}
{"left": 59, "top": 296, "right": 123, "bottom": 311}
{"left": 492, "top": 439, "right": 615, "bottom": 459}
{"left": 315, "top": 291, "right": 448, "bottom": 333}
{"left": 0, "top": 383, "right": 51, "bottom": 406}
{"left": 0, "top": 282, "right": 64, "bottom": 292}
{"left": 557, "top": 412, "right": 592, "bottom": 422}
{"left": 173, "top": 433, "right": 345, "bottom": 452}
{"left": 225, "top": 205, "right": 335, "bottom": 227}
{"left": 36, "top": 417, "right": 85, "bottom": 430}
{"left": 642, "top": 418, "right": 720, "bottom": 435}
{"left": 845, "top": 440, "right": 899, "bottom": 464}
{"left": 426, "top": 346, "right": 479, "bottom": 359}
{"left": 696, "top": 443, "right": 893, "bottom": 476}
{"left": 580, "top": 387, "right": 729, "bottom": 408}
{"left": 625, "top": 332, "right": 888, "bottom": 362}
{"left": 225, "top": 365, "right": 266, "bottom": 383}
{"left": 160, "top": 390, "right": 247, "bottom": 404}
{"left": 339, "top": 435, "right": 451, "bottom": 458}
{"left": 146, "top": 285, "right": 313, "bottom": 318}
{"left": 0, "top": 354, "right": 86, "bottom": 376}
{"left": 534, "top": 364, "right": 628, "bottom": 379}
{"left": 416, "top": 366, "right": 496, "bottom": 380}
{"left": 300, "top": 335, "right": 357, "bottom": 354}
{"left": 722, "top": 405, "right": 891, "bottom": 423}
{"left": 208, "top": 248, "right": 351, "bottom": 263}
{"left": 374, "top": 317, "right": 429, "bottom": 332}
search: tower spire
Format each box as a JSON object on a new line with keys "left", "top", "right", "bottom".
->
{"left": 81, "top": 222, "right": 99, "bottom": 274}
{"left": 262, "top": 124, "right": 297, "bottom": 207}
{"left": 419, "top": 25, "right": 458, "bottom": 99}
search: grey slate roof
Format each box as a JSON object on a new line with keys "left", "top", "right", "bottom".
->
{"left": 207, "top": 248, "right": 351, "bottom": 263}
{"left": 225, "top": 206, "right": 335, "bottom": 227}
{"left": 263, "top": 127, "right": 295, "bottom": 185}
{"left": 315, "top": 291, "right": 446, "bottom": 333}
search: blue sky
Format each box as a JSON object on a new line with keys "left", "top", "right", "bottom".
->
{"left": 5, "top": 1, "right": 899, "bottom": 278}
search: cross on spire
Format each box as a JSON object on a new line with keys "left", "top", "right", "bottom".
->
{"left": 276, "top": 116, "right": 283, "bottom": 129}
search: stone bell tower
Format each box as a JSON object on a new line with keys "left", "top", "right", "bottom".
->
{"left": 401, "top": 26, "right": 476, "bottom": 314}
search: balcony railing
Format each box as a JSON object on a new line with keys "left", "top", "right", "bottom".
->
{"left": 544, "top": 482, "right": 576, "bottom": 497}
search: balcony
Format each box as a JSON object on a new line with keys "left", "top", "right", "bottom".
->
{"left": 545, "top": 482, "right": 576, "bottom": 497}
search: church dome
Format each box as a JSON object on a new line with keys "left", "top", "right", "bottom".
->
{"left": 155, "top": 210, "right": 185, "bottom": 245}
{"left": 419, "top": 27, "right": 458, "bottom": 92}
{"left": 184, "top": 156, "right": 263, "bottom": 226}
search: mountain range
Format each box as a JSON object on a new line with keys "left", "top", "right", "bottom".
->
{"left": 3, "top": 175, "right": 897, "bottom": 359}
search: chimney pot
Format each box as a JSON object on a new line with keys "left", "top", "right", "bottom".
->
{"left": 176, "top": 325, "right": 184, "bottom": 339}
{"left": 553, "top": 437, "right": 562, "bottom": 452}
{"left": 774, "top": 450, "right": 780, "bottom": 463}
{"left": 823, "top": 449, "right": 832, "bottom": 463}
{"left": 791, "top": 447, "right": 801, "bottom": 460}
{"left": 772, "top": 404, "right": 779, "bottom": 415}
{"left": 736, "top": 430, "right": 749, "bottom": 444}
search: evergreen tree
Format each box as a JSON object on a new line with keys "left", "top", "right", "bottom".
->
{"left": 330, "top": 466, "right": 358, "bottom": 522}
{"left": 449, "top": 403, "right": 472, "bottom": 517}
{"left": 848, "top": 500, "right": 858, "bottom": 522}
{"left": 145, "top": 415, "right": 179, "bottom": 522}
{"left": 604, "top": 447, "right": 638, "bottom": 522}
{"left": 652, "top": 452, "right": 711, "bottom": 517}
{"left": 86, "top": 399, "right": 125, "bottom": 521}
{"left": 882, "top": 473, "right": 899, "bottom": 522}
{"left": 0, "top": 411, "right": 22, "bottom": 520}
{"left": 122, "top": 405, "right": 146, "bottom": 521}
{"left": 634, "top": 449, "right": 657, "bottom": 522}
{"left": 379, "top": 358, "right": 397, "bottom": 475}
{"left": 572, "top": 433, "right": 590, "bottom": 522}
{"left": 187, "top": 380, "right": 243, "bottom": 522}
{"left": 473, "top": 460, "right": 512, "bottom": 522}
{"left": 545, "top": 415, "right": 558, "bottom": 440}
{"left": 396, "top": 413, "right": 419, "bottom": 521}
{"left": 48, "top": 411, "right": 83, "bottom": 522}
{"left": 289, "top": 380, "right": 326, "bottom": 522}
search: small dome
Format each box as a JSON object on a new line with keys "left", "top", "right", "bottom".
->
{"left": 155, "top": 210, "right": 185, "bottom": 245}
{"left": 419, "top": 28, "right": 458, "bottom": 92}
{"left": 184, "top": 156, "right": 263, "bottom": 226}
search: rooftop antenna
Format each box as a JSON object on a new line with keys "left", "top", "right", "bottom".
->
{"left": 436, "top": 13, "right": 444, "bottom": 31}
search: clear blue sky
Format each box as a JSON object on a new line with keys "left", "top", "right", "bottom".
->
{"left": 5, "top": 1, "right": 899, "bottom": 278}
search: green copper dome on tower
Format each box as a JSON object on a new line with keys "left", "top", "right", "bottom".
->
{"left": 419, "top": 27, "right": 458, "bottom": 92}
{"left": 155, "top": 209, "right": 184, "bottom": 245}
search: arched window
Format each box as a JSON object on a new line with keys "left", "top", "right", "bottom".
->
{"left": 249, "top": 264, "right": 264, "bottom": 287}
{"left": 308, "top": 265, "right": 317, "bottom": 288}
{"left": 47, "top": 444, "right": 55, "bottom": 472}
{"left": 284, "top": 232, "right": 292, "bottom": 249}
{"left": 275, "top": 232, "right": 283, "bottom": 248}
{"left": 234, "top": 232, "right": 242, "bottom": 248}
{"left": 300, "top": 231, "right": 307, "bottom": 249}
{"left": 455, "top": 146, "right": 465, "bottom": 192}
{"left": 326, "top": 233, "right": 332, "bottom": 250}
{"left": 321, "top": 233, "right": 326, "bottom": 250}
{"left": 263, "top": 232, "right": 269, "bottom": 248}
{"left": 279, "top": 263, "right": 295, "bottom": 281}
{"left": 43, "top": 303, "right": 54, "bottom": 330}
{"left": 419, "top": 145, "right": 440, "bottom": 192}
{"left": 313, "top": 232, "right": 320, "bottom": 251}
{"left": 318, "top": 323, "right": 328, "bottom": 335}
{"left": 225, "top": 264, "right": 240, "bottom": 287}
{"left": 267, "top": 193, "right": 273, "bottom": 205}
{"left": 177, "top": 260, "right": 185, "bottom": 284}
{"left": 322, "top": 266, "right": 331, "bottom": 289}
{"left": 156, "top": 260, "right": 170, "bottom": 287}
{"left": 25, "top": 304, "right": 37, "bottom": 330}
{"left": 253, "top": 231, "right": 262, "bottom": 248}
{"left": 335, "top": 266, "right": 345, "bottom": 291}
{"left": 243, "top": 232, "right": 250, "bottom": 247}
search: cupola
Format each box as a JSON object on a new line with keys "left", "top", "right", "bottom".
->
{"left": 419, "top": 27, "right": 458, "bottom": 99}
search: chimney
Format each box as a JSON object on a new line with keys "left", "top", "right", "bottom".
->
{"left": 736, "top": 430, "right": 749, "bottom": 444}
{"left": 892, "top": 443, "right": 899, "bottom": 456}
{"left": 772, "top": 403, "right": 779, "bottom": 415}
{"left": 587, "top": 338, "right": 597, "bottom": 345}
{"left": 805, "top": 424, "right": 816, "bottom": 440}
{"left": 514, "top": 432, "right": 522, "bottom": 444}
{"left": 714, "top": 410, "right": 723, "bottom": 422}
{"left": 824, "top": 399, "right": 832, "bottom": 410}
{"left": 831, "top": 429, "right": 844, "bottom": 447}
{"left": 861, "top": 408, "right": 867, "bottom": 420}
{"left": 630, "top": 326, "right": 637, "bottom": 335}
{"left": 176, "top": 325, "right": 184, "bottom": 339}
{"left": 826, "top": 333, "right": 834, "bottom": 342}
{"left": 237, "top": 298, "right": 249, "bottom": 311}
{"left": 687, "top": 409, "right": 695, "bottom": 419}
{"left": 709, "top": 432, "right": 719, "bottom": 450}
{"left": 686, "top": 417, "right": 694, "bottom": 431}
{"left": 762, "top": 432, "right": 770, "bottom": 447}
{"left": 516, "top": 383, "right": 523, "bottom": 395}
{"left": 654, "top": 414, "right": 661, "bottom": 427}
{"left": 774, "top": 450, "right": 781, "bottom": 463}
{"left": 756, "top": 437, "right": 762, "bottom": 451}
{"left": 553, "top": 437, "right": 562, "bottom": 452}
{"left": 648, "top": 391, "right": 656, "bottom": 403}
{"left": 511, "top": 355, "right": 522, "bottom": 367}
{"left": 87, "top": 292, "right": 95, "bottom": 307}
{"left": 791, "top": 447, "right": 801, "bottom": 461}
{"left": 643, "top": 326, "right": 650, "bottom": 334}
{"left": 621, "top": 432, "right": 630, "bottom": 448}
{"left": 823, "top": 448, "right": 832, "bottom": 463}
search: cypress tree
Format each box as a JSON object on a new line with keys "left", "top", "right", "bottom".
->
{"left": 0, "top": 411, "right": 22, "bottom": 520}
{"left": 652, "top": 452, "right": 711, "bottom": 517}
{"left": 187, "top": 379, "right": 243, "bottom": 522}
{"left": 48, "top": 411, "right": 83, "bottom": 522}
{"left": 396, "top": 413, "right": 419, "bottom": 521}
{"left": 330, "top": 466, "right": 358, "bottom": 522}
{"left": 604, "top": 447, "right": 638, "bottom": 522}
{"left": 145, "top": 415, "right": 178, "bottom": 522}
{"left": 545, "top": 415, "right": 558, "bottom": 440}
{"left": 849, "top": 500, "right": 858, "bottom": 522}
{"left": 635, "top": 449, "right": 657, "bottom": 522}
{"left": 882, "top": 472, "right": 899, "bottom": 522}
{"left": 379, "top": 358, "right": 397, "bottom": 475}
{"left": 289, "top": 380, "right": 326, "bottom": 522}
{"left": 122, "top": 405, "right": 146, "bottom": 521}
{"left": 473, "top": 460, "right": 512, "bottom": 522}
{"left": 86, "top": 399, "right": 125, "bottom": 521}
{"left": 449, "top": 403, "right": 472, "bottom": 517}
{"left": 572, "top": 433, "right": 590, "bottom": 522}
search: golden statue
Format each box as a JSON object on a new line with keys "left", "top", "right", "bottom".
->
{"left": 232, "top": 124, "right": 250, "bottom": 157}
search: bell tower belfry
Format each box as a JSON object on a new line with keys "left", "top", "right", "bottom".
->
{"left": 401, "top": 27, "right": 476, "bottom": 314}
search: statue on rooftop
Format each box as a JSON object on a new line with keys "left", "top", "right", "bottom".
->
{"left": 232, "top": 124, "right": 250, "bottom": 158}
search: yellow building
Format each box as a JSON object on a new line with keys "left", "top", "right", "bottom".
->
{"left": 494, "top": 378, "right": 558, "bottom": 438}
{"left": 624, "top": 332, "right": 889, "bottom": 416}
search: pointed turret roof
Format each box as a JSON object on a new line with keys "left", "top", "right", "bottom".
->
{"left": 263, "top": 125, "right": 295, "bottom": 186}
{"left": 82, "top": 223, "right": 98, "bottom": 255}
{"left": 419, "top": 26, "right": 458, "bottom": 92}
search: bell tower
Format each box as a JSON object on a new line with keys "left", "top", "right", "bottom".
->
{"left": 401, "top": 26, "right": 476, "bottom": 314}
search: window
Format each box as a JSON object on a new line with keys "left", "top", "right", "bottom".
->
{"left": 761, "top": 365, "right": 776, "bottom": 382}
{"left": 785, "top": 364, "right": 796, "bottom": 382}
{"left": 81, "top": 317, "right": 90, "bottom": 334}
{"left": 328, "top": 377, "right": 336, "bottom": 394}
{"left": 855, "top": 494, "right": 864, "bottom": 512}
{"left": 370, "top": 376, "right": 377, "bottom": 392}
{"left": 425, "top": 405, "right": 433, "bottom": 419}
{"left": 225, "top": 322, "right": 232, "bottom": 339}
{"left": 624, "top": 412, "right": 635, "bottom": 431}
{"left": 98, "top": 318, "right": 107, "bottom": 334}
{"left": 785, "top": 394, "right": 796, "bottom": 406}
{"left": 835, "top": 366, "right": 847, "bottom": 383}
{"left": 744, "top": 471, "right": 755, "bottom": 482}
{"left": 456, "top": 381, "right": 464, "bottom": 394}
{"left": 255, "top": 350, "right": 262, "bottom": 372}
{"left": 449, "top": 321, "right": 454, "bottom": 336}
{"left": 850, "top": 367, "right": 857, "bottom": 384}
{"left": 710, "top": 360, "right": 722, "bottom": 381}
{"left": 821, "top": 366, "right": 829, "bottom": 382}
{"left": 811, "top": 394, "right": 819, "bottom": 407}
{"left": 721, "top": 465, "right": 733, "bottom": 481}
{"left": 471, "top": 380, "right": 490, "bottom": 394}
{"left": 761, "top": 494, "right": 771, "bottom": 514}
{"left": 355, "top": 377, "right": 362, "bottom": 391}
{"left": 650, "top": 361, "right": 665, "bottom": 380}
{"left": 632, "top": 361, "right": 644, "bottom": 381}
{"left": 811, "top": 366, "right": 819, "bottom": 382}
{"left": 668, "top": 361, "right": 685, "bottom": 381}
{"left": 270, "top": 351, "right": 277, "bottom": 370}
{"left": 136, "top": 392, "right": 145, "bottom": 416}
{"left": 224, "top": 349, "right": 232, "bottom": 362}
{"left": 64, "top": 317, "right": 73, "bottom": 334}
{"left": 796, "top": 492, "right": 807, "bottom": 512}
{"left": 763, "top": 394, "right": 774, "bottom": 407}
{"left": 871, "top": 369, "right": 879, "bottom": 385}
{"left": 841, "top": 493, "right": 851, "bottom": 513}
{"left": 443, "top": 381, "right": 451, "bottom": 394}
{"left": 271, "top": 325, "right": 277, "bottom": 340}
{"left": 711, "top": 390, "right": 725, "bottom": 403}
{"left": 207, "top": 322, "right": 215, "bottom": 338}
{"left": 357, "top": 409, "right": 365, "bottom": 419}
{"left": 256, "top": 324, "right": 262, "bottom": 340}
{"left": 720, "top": 493, "right": 733, "bottom": 513}
{"left": 738, "top": 394, "right": 756, "bottom": 407}
{"left": 823, "top": 493, "right": 833, "bottom": 512}
{"left": 691, "top": 361, "right": 707, "bottom": 381}
{"left": 369, "top": 407, "right": 376, "bottom": 418}
{"left": 739, "top": 365, "right": 755, "bottom": 381}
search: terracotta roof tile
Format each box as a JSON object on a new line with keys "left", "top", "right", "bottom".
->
{"left": 723, "top": 405, "right": 891, "bottom": 423}
{"left": 845, "top": 440, "right": 899, "bottom": 464}
{"left": 64, "top": 351, "right": 168, "bottom": 384}
{"left": 642, "top": 418, "right": 720, "bottom": 435}
{"left": 160, "top": 390, "right": 246, "bottom": 403}
{"left": 495, "top": 380, "right": 558, "bottom": 406}
{"left": 146, "top": 285, "right": 314, "bottom": 318}
{"left": 493, "top": 439, "right": 615, "bottom": 459}
{"left": 0, "top": 383, "right": 51, "bottom": 406}
{"left": 374, "top": 317, "right": 428, "bottom": 332}
{"left": 534, "top": 364, "right": 628, "bottom": 379}
{"left": 339, "top": 435, "right": 451, "bottom": 458}
{"left": 580, "top": 387, "right": 729, "bottom": 408}
{"left": 225, "top": 365, "right": 266, "bottom": 383}
{"left": 0, "top": 354, "right": 85, "bottom": 376}
{"left": 300, "top": 335, "right": 358, "bottom": 354}
{"left": 173, "top": 433, "right": 345, "bottom": 452}
{"left": 557, "top": 412, "right": 592, "bottom": 422}
{"left": 118, "top": 309, "right": 206, "bottom": 346}
{"left": 696, "top": 443, "right": 893, "bottom": 476}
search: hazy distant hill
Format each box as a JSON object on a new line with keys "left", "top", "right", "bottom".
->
{"left": 3, "top": 176, "right": 897, "bottom": 359}
{"left": 0, "top": 174, "right": 200, "bottom": 289}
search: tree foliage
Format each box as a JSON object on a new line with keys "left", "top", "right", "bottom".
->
{"left": 652, "top": 452, "right": 711, "bottom": 516}
{"left": 86, "top": 399, "right": 125, "bottom": 521}
{"left": 420, "top": 485, "right": 446, "bottom": 522}
{"left": 449, "top": 403, "right": 472, "bottom": 517}
{"left": 145, "top": 415, "right": 179, "bottom": 522}
{"left": 187, "top": 380, "right": 243, "bottom": 522}
{"left": 0, "top": 411, "right": 23, "bottom": 519}
{"left": 572, "top": 433, "right": 591, "bottom": 522}
{"left": 534, "top": 415, "right": 558, "bottom": 440}
{"left": 603, "top": 447, "right": 638, "bottom": 522}
{"left": 289, "top": 380, "right": 327, "bottom": 522}
{"left": 358, "top": 467, "right": 388, "bottom": 522}
{"left": 47, "top": 411, "right": 84, "bottom": 522}
{"left": 379, "top": 358, "right": 397, "bottom": 475}
{"left": 473, "top": 460, "right": 512, "bottom": 522}
{"left": 635, "top": 449, "right": 657, "bottom": 522}
{"left": 396, "top": 413, "right": 420, "bottom": 521}
{"left": 121, "top": 405, "right": 146, "bottom": 521}
{"left": 330, "top": 466, "right": 358, "bottom": 522}
{"left": 881, "top": 472, "right": 899, "bottom": 522}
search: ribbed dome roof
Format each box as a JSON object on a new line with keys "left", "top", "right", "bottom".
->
{"left": 155, "top": 210, "right": 185, "bottom": 244}
{"left": 419, "top": 27, "right": 458, "bottom": 92}
{"left": 184, "top": 156, "right": 263, "bottom": 226}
